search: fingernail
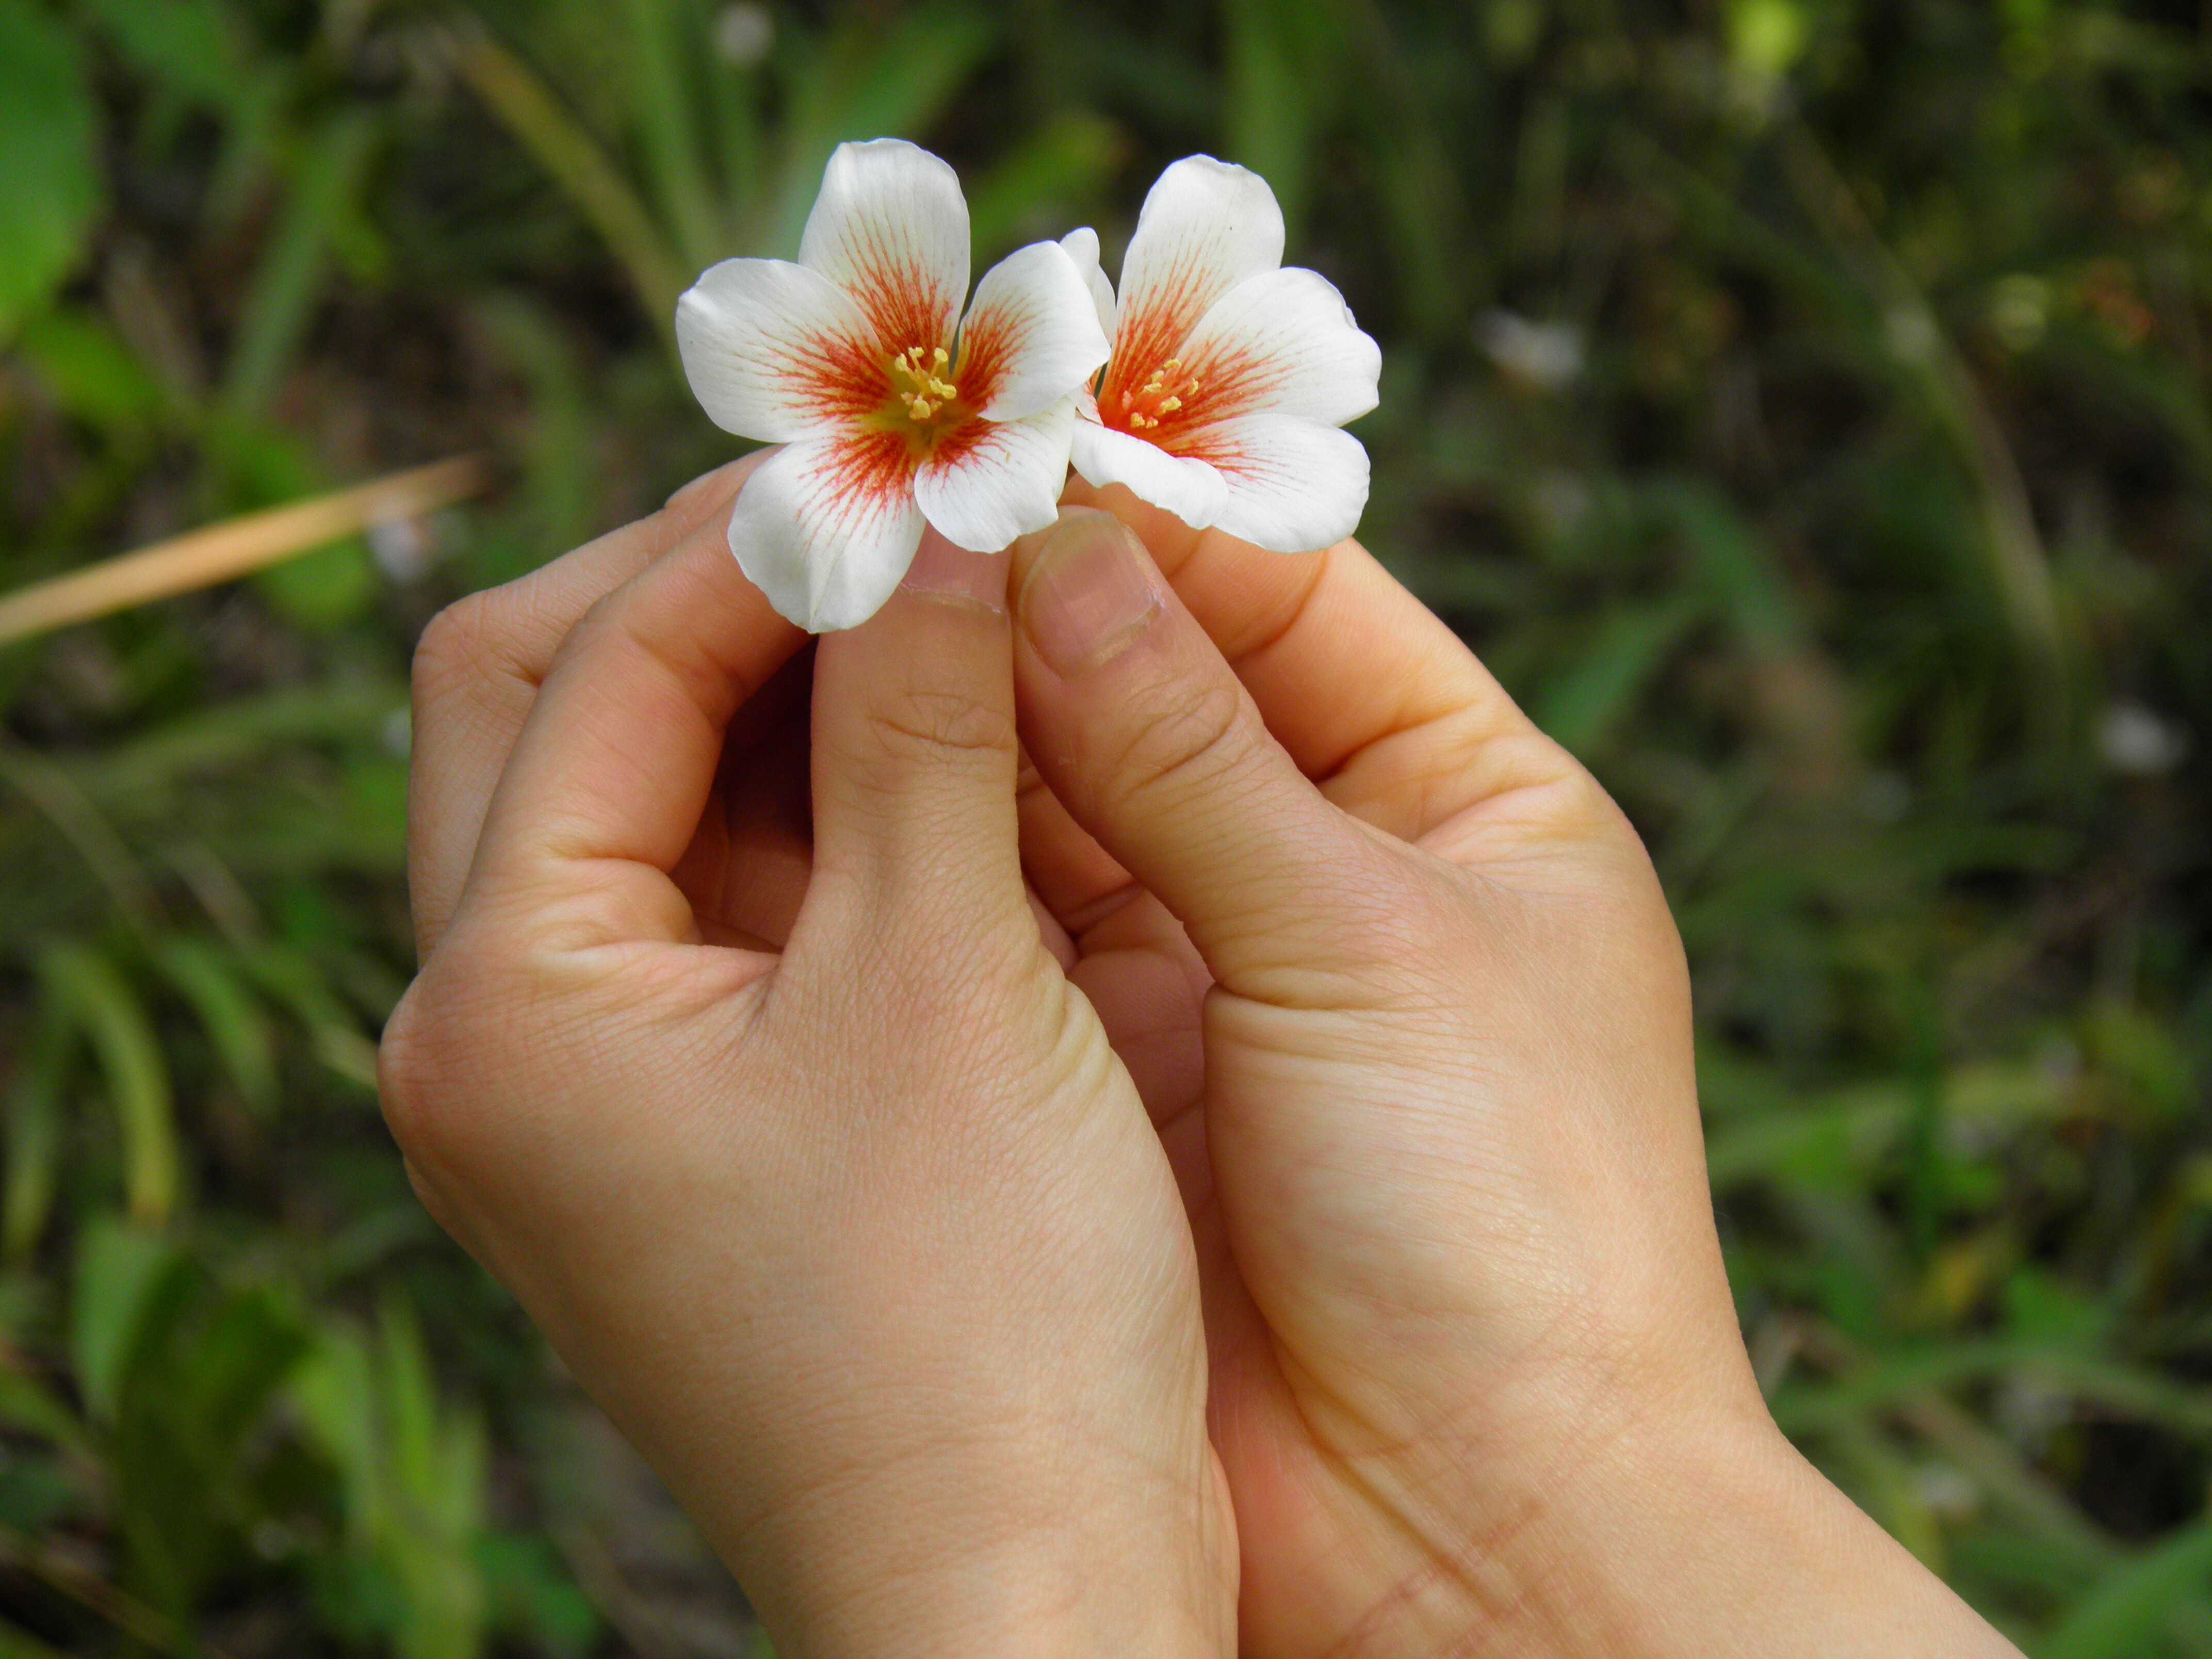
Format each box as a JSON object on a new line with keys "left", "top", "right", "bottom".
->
{"left": 1016, "top": 513, "right": 1164, "bottom": 676}
{"left": 900, "top": 526, "right": 1008, "bottom": 614}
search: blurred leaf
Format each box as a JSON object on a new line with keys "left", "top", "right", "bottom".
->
{"left": 620, "top": 0, "right": 725, "bottom": 271}
{"left": 0, "top": 1368, "right": 88, "bottom": 1453}
{"left": 447, "top": 18, "right": 686, "bottom": 327}
{"left": 38, "top": 945, "right": 179, "bottom": 1227}
{"left": 766, "top": 4, "right": 996, "bottom": 257}
{"left": 70, "top": 1216, "right": 187, "bottom": 1422}
{"left": 16, "top": 309, "right": 164, "bottom": 433}
{"left": 2043, "top": 1514, "right": 2212, "bottom": 1659}
{"left": 77, "top": 0, "right": 252, "bottom": 108}
{"left": 478, "top": 1533, "right": 598, "bottom": 1659}
{"left": 149, "top": 938, "right": 279, "bottom": 1116}
{"left": 295, "top": 1299, "right": 490, "bottom": 1659}
{"left": 108, "top": 1266, "right": 311, "bottom": 1615}
{"left": 0, "top": 0, "right": 102, "bottom": 341}
{"left": 3, "top": 1003, "right": 71, "bottom": 1261}
{"left": 236, "top": 941, "right": 380, "bottom": 1089}
{"left": 220, "top": 106, "right": 382, "bottom": 425}
{"left": 965, "top": 110, "right": 1125, "bottom": 256}
{"left": 1222, "top": 0, "right": 1344, "bottom": 236}
{"left": 0, "top": 1621, "right": 73, "bottom": 1658}
{"left": 1534, "top": 594, "right": 1704, "bottom": 755}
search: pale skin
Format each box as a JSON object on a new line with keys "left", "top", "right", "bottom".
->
{"left": 380, "top": 452, "right": 2026, "bottom": 1659}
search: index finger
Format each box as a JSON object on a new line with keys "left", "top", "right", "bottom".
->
{"left": 451, "top": 511, "right": 804, "bottom": 954}
{"left": 409, "top": 453, "right": 768, "bottom": 955}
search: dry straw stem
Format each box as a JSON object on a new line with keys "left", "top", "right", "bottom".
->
{"left": 0, "top": 456, "right": 487, "bottom": 645}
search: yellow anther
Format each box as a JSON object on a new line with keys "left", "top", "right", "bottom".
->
{"left": 1164, "top": 357, "right": 1181, "bottom": 371}
{"left": 889, "top": 343, "right": 961, "bottom": 424}
{"left": 1159, "top": 396, "right": 1181, "bottom": 412}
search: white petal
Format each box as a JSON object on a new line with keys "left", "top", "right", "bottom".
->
{"left": 913, "top": 398, "right": 1078, "bottom": 553}
{"left": 1113, "top": 156, "right": 1283, "bottom": 372}
{"left": 1069, "top": 414, "right": 1227, "bottom": 532}
{"left": 725, "top": 435, "right": 925, "bottom": 632}
{"left": 958, "top": 241, "right": 1112, "bottom": 423}
{"left": 799, "top": 138, "right": 969, "bottom": 350}
{"left": 1185, "top": 415, "right": 1369, "bottom": 553}
{"left": 1059, "top": 226, "right": 1118, "bottom": 340}
{"left": 675, "top": 257, "right": 881, "bottom": 443}
{"left": 1176, "top": 266, "right": 1381, "bottom": 429}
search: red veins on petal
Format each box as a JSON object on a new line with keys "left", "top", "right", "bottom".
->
{"left": 920, "top": 412, "right": 990, "bottom": 469}
{"left": 839, "top": 240, "right": 961, "bottom": 363}
{"left": 788, "top": 327, "right": 902, "bottom": 428}
{"left": 818, "top": 425, "right": 921, "bottom": 515}
{"left": 1106, "top": 258, "right": 1216, "bottom": 409}
{"left": 950, "top": 303, "right": 1018, "bottom": 414}
{"left": 1100, "top": 297, "right": 1281, "bottom": 449}
{"left": 1167, "top": 418, "right": 1270, "bottom": 484}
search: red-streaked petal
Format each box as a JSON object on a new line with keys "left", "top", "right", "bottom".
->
{"left": 1060, "top": 226, "right": 1118, "bottom": 340}
{"left": 676, "top": 257, "right": 884, "bottom": 442}
{"left": 958, "top": 242, "right": 1112, "bottom": 423}
{"left": 798, "top": 139, "right": 968, "bottom": 352}
{"left": 914, "top": 398, "right": 1078, "bottom": 553}
{"left": 1176, "top": 414, "right": 1368, "bottom": 554}
{"left": 1108, "top": 156, "right": 1283, "bottom": 398}
{"left": 725, "top": 434, "right": 925, "bottom": 631}
{"left": 1070, "top": 412, "right": 1227, "bottom": 531}
{"left": 1174, "top": 266, "right": 1381, "bottom": 429}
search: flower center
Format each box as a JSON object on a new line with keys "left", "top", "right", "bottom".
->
{"left": 888, "top": 343, "right": 958, "bottom": 424}
{"left": 1117, "top": 357, "right": 1201, "bottom": 432}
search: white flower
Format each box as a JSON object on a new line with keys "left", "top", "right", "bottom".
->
{"left": 1059, "top": 156, "right": 1380, "bottom": 553}
{"left": 675, "top": 139, "right": 1111, "bottom": 631}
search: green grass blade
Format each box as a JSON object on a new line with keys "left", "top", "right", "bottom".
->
{"left": 149, "top": 937, "right": 279, "bottom": 1117}
{"left": 218, "top": 105, "right": 379, "bottom": 426}
{"left": 38, "top": 944, "right": 179, "bottom": 1226}
{"left": 619, "top": 0, "right": 726, "bottom": 270}
{"left": 70, "top": 1215, "right": 188, "bottom": 1422}
{"left": 2042, "top": 1516, "right": 2212, "bottom": 1659}
{"left": 4, "top": 1001, "right": 75, "bottom": 1260}
{"left": 446, "top": 18, "right": 685, "bottom": 329}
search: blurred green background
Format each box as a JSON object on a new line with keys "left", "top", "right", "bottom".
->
{"left": 0, "top": 0, "right": 2207, "bottom": 1652}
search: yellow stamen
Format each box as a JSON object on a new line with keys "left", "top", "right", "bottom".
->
{"left": 889, "top": 343, "right": 959, "bottom": 425}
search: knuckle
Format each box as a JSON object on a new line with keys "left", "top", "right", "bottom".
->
{"left": 411, "top": 591, "right": 510, "bottom": 710}
{"left": 374, "top": 944, "right": 515, "bottom": 1182}
{"left": 1105, "top": 676, "right": 1248, "bottom": 806}
{"left": 860, "top": 688, "right": 1015, "bottom": 768}
{"left": 374, "top": 981, "right": 448, "bottom": 1166}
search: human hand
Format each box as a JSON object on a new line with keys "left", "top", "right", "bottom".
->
{"left": 1004, "top": 492, "right": 2024, "bottom": 1658}
{"left": 378, "top": 461, "right": 1235, "bottom": 1659}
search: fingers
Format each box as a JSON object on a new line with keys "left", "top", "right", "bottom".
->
{"left": 1009, "top": 509, "right": 1415, "bottom": 1006}
{"left": 1062, "top": 476, "right": 1580, "bottom": 847}
{"left": 408, "top": 453, "right": 769, "bottom": 955}
{"left": 798, "top": 529, "right": 1031, "bottom": 950}
{"left": 457, "top": 501, "right": 805, "bottom": 950}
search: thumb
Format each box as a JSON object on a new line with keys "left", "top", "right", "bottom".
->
{"left": 1010, "top": 509, "right": 1417, "bottom": 1006}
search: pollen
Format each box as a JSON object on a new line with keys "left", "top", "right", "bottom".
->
{"left": 1116, "top": 356, "right": 1202, "bottom": 437}
{"left": 889, "top": 344, "right": 958, "bottom": 422}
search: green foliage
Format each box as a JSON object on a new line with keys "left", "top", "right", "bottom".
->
{"left": 2, "top": 0, "right": 2208, "bottom": 1652}
{"left": 0, "top": 0, "right": 102, "bottom": 341}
